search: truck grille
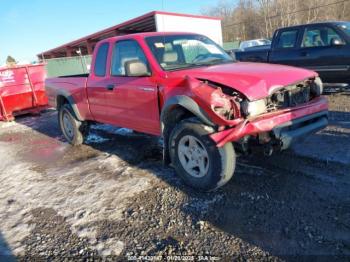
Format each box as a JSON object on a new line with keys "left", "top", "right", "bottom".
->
{"left": 266, "top": 82, "right": 311, "bottom": 112}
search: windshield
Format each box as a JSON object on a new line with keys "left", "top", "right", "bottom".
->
{"left": 338, "top": 22, "right": 350, "bottom": 36}
{"left": 240, "top": 39, "right": 271, "bottom": 49}
{"left": 260, "top": 39, "right": 272, "bottom": 45}
{"left": 145, "top": 34, "right": 233, "bottom": 71}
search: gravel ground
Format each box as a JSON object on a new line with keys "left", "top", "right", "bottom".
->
{"left": 0, "top": 94, "right": 349, "bottom": 261}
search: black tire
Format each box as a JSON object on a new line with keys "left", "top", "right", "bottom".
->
{"left": 58, "top": 104, "right": 89, "bottom": 145}
{"left": 169, "top": 118, "right": 236, "bottom": 191}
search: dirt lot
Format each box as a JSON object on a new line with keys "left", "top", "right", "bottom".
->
{"left": 0, "top": 94, "right": 349, "bottom": 261}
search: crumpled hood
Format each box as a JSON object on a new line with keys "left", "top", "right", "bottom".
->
{"left": 171, "top": 62, "right": 318, "bottom": 101}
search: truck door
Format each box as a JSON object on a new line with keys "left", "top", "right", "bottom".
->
{"left": 105, "top": 39, "right": 160, "bottom": 135}
{"left": 269, "top": 28, "right": 303, "bottom": 66}
{"left": 86, "top": 42, "right": 112, "bottom": 122}
{"left": 297, "top": 24, "right": 350, "bottom": 83}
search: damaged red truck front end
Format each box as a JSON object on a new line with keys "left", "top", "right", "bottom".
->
{"left": 169, "top": 62, "right": 328, "bottom": 154}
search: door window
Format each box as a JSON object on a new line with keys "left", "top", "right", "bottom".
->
{"left": 302, "top": 26, "right": 344, "bottom": 47}
{"left": 338, "top": 22, "right": 350, "bottom": 37}
{"left": 111, "top": 40, "right": 148, "bottom": 76}
{"left": 94, "top": 43, "right": 109, "bottom": 77}
{"left": 276, "top": 30, "right": 299, "bottom": 48}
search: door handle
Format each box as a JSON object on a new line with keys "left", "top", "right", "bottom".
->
{"left": 300, "top": 51, "right": 309, "bottom": 57}
{"left": 106, "top": 84, "right": 115, "bottom": 91}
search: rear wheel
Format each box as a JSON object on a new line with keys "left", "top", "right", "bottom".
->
{"left": 169, "top": 118, "right": 236, "bottom": 191}
{"left": 58, "top": 104, "right": 89, "bottom": 145}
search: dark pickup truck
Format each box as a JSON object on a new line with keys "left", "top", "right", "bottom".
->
{"left": 235, "top": 21, "right": 350, "bottom": 91}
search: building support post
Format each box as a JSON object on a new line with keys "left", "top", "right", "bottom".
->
{"left": 66, "top": 47, "right": 73, "bottom": 57}
{"left": 86, "top": 40, "right": 94, "bottom": 55}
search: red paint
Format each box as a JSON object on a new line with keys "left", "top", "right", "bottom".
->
{"left": 0, "top": 64, "right": 48, "bottom": 121}
{"left": 210, "top": 96, "right": 328, "bottom": 147}
{"left": 171, "top": 62, "right": 318, "bottom": 101}
{"left": 46, "top": 33, "right": 329, "bottom": 146}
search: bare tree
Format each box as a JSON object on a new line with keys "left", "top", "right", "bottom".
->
{"left": 202, "top": 0, "right": 350, "bottom": 42}
{"left": 6, "top": 56, "right": 17, "bottom": 67}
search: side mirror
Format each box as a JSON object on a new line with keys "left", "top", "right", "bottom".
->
{"left": 125, "top": 60, "right": 150, "bottom": 77}
{"left": 226, "top": 50, "right": 237, "bottom": 61}
{"left": 330, "top": 38, "right": 344, "bottom": 46}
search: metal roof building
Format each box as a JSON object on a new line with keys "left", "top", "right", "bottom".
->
{"left": 38, "top": 11, "right": 222, "bottom": 60}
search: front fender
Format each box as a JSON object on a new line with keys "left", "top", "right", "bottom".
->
{"left": 160, "top": 95, "right": 214, "bottom": 133}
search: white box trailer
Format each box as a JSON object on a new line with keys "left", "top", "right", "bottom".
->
{"left": 154, "top": 12, "right": 223, "bottom": 45}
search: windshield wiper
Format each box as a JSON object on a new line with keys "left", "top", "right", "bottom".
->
{"left": 164, "top": 63, "right": 205, "bottom": 71}
{"left": 164, "top": 59, "right": 233, "bottom": 71}
{"left": 190, "top": 58, "right": 233, "bottom": 66}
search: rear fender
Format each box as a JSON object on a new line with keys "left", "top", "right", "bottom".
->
{"left": 54, "top": 89, "right": 83, "bottom": 121}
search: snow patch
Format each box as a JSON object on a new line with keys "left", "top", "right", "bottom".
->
{"left": 0, "top": 139, "right": 152, "bottom": 256}
{"left": 183, "top": 194, "right": 224, "bottom": 215}
{"left": 92, "top": 124, "right": 133, "bottom": 136}
{"left": 86, "top": 133, "right": 109, "bottom": 143}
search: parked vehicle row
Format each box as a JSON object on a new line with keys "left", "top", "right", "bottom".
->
{"left": 235, "top": 21, "right": 350, "bottom": 92}
{"left": 46, "top": 32, "right": 328, "bottom": 191}
{"left": 239, "top": 38, "right": 271, "bottom": 50}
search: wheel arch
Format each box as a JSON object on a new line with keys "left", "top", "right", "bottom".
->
{"left": 160, "top": 95, "right": 215, "bottom": 165}
{"left": 160, "top": 95, "right": 214, "bottom": 132}
{"left": 56, "top": 91, "right": 83, "bottom": 121}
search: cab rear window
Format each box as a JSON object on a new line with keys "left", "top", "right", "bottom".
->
{"left": 276, "top": 30, "right": 298, "bottom": 48}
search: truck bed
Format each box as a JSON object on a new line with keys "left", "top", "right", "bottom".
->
{"left": 45, "top": 76, "right": 91, "bottom": 119}
{"left": 57, "top": 74, "right": 89, "bottom": 78}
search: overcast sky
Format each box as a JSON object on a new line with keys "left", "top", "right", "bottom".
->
{"left": 0, "top": 0, "right": 221, "bottom": 64}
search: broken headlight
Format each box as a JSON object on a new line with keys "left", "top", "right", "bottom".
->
{"left": 241, "top": 99, "right": 267, "bottom": 117}
{"left": 311, "top": 77, "right": 323, "bottom": 97}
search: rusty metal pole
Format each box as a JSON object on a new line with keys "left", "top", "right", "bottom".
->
{"left": 24, "top": 66, "right": 39, "bottom": 107}
{"left": 0, "top": 94, "right": 9, "bottom": 121}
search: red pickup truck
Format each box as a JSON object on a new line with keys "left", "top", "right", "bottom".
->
{"left": 46, "top": 32, "right": 328, "bottom": 191}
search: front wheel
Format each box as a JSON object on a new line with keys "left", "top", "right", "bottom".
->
{"left": 169, "top": 119, "right": 236, "bottom": 191}
{"left": 58, "top": 104, "right": 89, "bottom": 145}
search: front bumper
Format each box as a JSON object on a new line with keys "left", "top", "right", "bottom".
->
{"left": 210, "top": 96, "right": 328, "bottom": 147}
{"left": 272, "top": 111, "right": 328, "bottom": 150}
